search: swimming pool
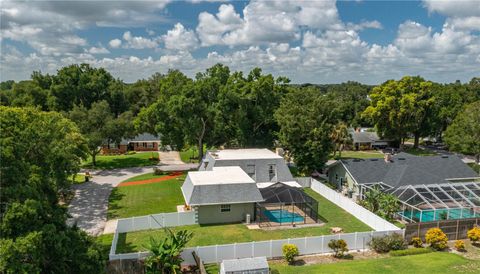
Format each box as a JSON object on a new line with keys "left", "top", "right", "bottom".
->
{"left": 263, "top": 209, "right": 304, "bottom": 223}
{"left": 399, "top": 208, "right": 480, "bottom": 222}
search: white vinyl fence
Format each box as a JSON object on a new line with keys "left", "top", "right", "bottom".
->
{"left": 110, "top": 230, "right": 403, "bottom": 264}
{"left": 110, "top": 211, "right": 196, "bottom": 260}
{"left": 116, "top": 211, "right": 196, "bottom": 233}
{"left": 310, "top": 179, "right": 400, "bottom": 231}
{"left": 294, "top": 177, "right": 312, "bottom": 187}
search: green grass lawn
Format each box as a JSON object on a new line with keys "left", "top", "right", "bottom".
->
{"left": 107, "top": 173, "right": 186, "bottom": 219}
{"left": 330, "top": 150, "right": 384, "bottom": 160}
{"left": 468, "top": 163, "right": 480, "bottom": 174}
{"left": 268, "top": 252, "right": 479, "bottom": 274}
{"left": 82, "top": 152, "right": 159, "bottom": 170}
{"left": 115, "top": 187, "right": 371, "bottom": 253}
{"left": 179, "top": 147, "right": 200, "bottom": 163}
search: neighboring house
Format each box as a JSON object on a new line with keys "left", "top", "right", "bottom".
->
{"left": 181, "top": 166, "right": 264, "bottom": 224}
{"left": 349, "top": 128, "right": 390, "bottom": 150}
{"left": 101, "top": 133, "right": 160, "bottom": 154}
{"left": 327, "top": 152, "right": 480, "bottom": 198}
{"left": 199, "top": 149, "right": 295, "bottom": 184}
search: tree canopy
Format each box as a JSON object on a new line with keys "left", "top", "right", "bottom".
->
{"left": 0, "top": 107, "right": 105, "bottom": 273}
{"left": 444, "top": 101, "right": 480, "bottom": 164}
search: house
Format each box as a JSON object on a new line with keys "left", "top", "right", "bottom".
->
{"left": 220, "top": 257, "right": 269, "bottom": 274}
{"left": 327, "top": 152, "right": 479, "bottom": 197}
{"left": 349, "top": 128, "right": 390, "bottom": 150}
{"left": 181, "top": 149, "right": 318, "bottom": 225}
{"left": 101, "top": 133, "right": 160, "bottom": 154}
{"left": 181, "top": 166, "right": 264, "bottom": 224}
{"left": 199, "top": 148, "right": 295, "bottom": 184}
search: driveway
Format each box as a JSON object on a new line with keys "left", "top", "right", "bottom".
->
{"left": 67, "top": 162, "right": 198, "bottom": 236}
{"left": 160, "top": 151, "right": 186, "bottom": 165}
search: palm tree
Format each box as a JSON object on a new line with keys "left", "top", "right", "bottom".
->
{"left": 330, "top": 123, "right": 352, "bottom": 158}
{"left": 144, "top": 229, "right": 193, "bottom": 274}
{"left": 379, "top": 193, "right": 400, "bottom": 221}
{"left": 363, "top": 186, "right": 383, "bottom": 213}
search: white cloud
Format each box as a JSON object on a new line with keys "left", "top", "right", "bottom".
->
{"left": 162, "top": 23, "right": 199, "bottom": 50}
{"left": 122, "top": 31, "right": 159, "bottom": 49}
{"left": 109, "top": 39, "right": 122, "bottom": 48}
{"left": 423, "top": 0, "right": 480, "bottom": 31}
{"left": 88, "top": 46, "right": 110, "bottom": 54}
{"left": 196, "top": 0, "right": 341, "bottom": 46}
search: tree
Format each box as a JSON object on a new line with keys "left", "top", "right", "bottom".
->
{"left": 282, "top": 244, "right": 299, "bottom": 265}
{"left": 144, "top": 229, "right": 193, "bottom": 274}
{"left": 68, "top": 101, "right": 134, "bottom": 166}
{"left": 49, "top": 64, "right": 115, "bottom": 111}
{"left": 378, "top": 193, "right": 400, "bottom": 221}
{"left": 0, "top": 107, "right": 104, "bottom": 273}
{"left": 363, "top": 76, "right": 436, "bottom": 148}
{"left": 8, "top": 80, "right": 49, "bottom": 110}
{"left": 275, "top": 88, "right": 338, "bottom": 173}
{"left": 361, "top": 186, "right": 383, "bottom": 213}
{"left": 444, "top": 101, "right": 480, "bottom": 164}
{"left": 328, "top": 239, "right": 349, "bottom": 258}
{"left": 330, "top": 123, "right": 352, "bottom": 158}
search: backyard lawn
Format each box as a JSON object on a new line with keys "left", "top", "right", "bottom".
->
{"left": 468, "top": 163, "right": 480, "bottom": 174}
{"left": 107, "top": 172, "right": 186, "bottom": 219}
{"left": 115, "top": 187, "right": 371, "bottom": 253}
{"left": 204, "top": 252, "right": 479, "bottom": 274}
{"left": 81, "top": 152, "right": 159, "bottom": 170}
{"left": 330, "top": 150, "right": 384, "bottom": 160}
{"left": 179, "top": 147, "right": 200, "bottom": 163}
{"left": 403, "top": 147, "right": 437, "bottom": 156}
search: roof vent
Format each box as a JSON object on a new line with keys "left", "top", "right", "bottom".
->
{"left": 398, "top": 158, "right": 406, "bottom": 160}
{"left": 441, "top": 155, "right": 449, "bottom": 158}
{"left": 370, "top": 159, "right": 379, "bottom": 161}
{"left": 353, "top": 159, "right": 361, "bottom": 162}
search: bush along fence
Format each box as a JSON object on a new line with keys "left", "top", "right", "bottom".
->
{"left": 404, "top": 217, "right": 480, "bottom": 242}
{"left": 310, "top": 179, "right": 400, "bottom": 231}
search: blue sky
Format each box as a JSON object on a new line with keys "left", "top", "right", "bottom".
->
{"left": 1, "top": 0, "right": 479, "bottom": 84}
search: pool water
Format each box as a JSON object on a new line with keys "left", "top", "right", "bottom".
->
{"left": 399, "top": 208, "right": 480, "bottom": 222}
{"left": 264, "top": 209, "right": 304, "bottom": 223}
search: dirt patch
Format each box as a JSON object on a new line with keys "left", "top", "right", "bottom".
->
{"left": 270, "top": 250, "right": 388, "bottom": 266}
{"left": 117, "top": 172, "right": 183, "bottom": 187}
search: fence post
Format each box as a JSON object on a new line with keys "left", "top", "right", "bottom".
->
{"left": 269, "top": 240, "right": 272, "bottom": 258}
{"left": 215, "top": 245, "right": 218, "bottom": 262}
{"left": 177, "top": 212, "right": 180, "bottom": 226}
{"left": 251, "top": 241, "right": 255, "bottom": 257}
{"left": 234, "top": 243, "right": 237, "bottom": 259}
{"left": 131, "top": 217, "right": 134, "bottom": 231}
{"left": 456, "top": 220, "right": 460, "bottom": 240}
{"left": 321, "top": 236, "right": 324, "bottom": 253}
{"left": 355, "top": 232, "right": 358, "bottom": 250}
{"left": 304, "top": 237, "right": 307, "bottom": 253}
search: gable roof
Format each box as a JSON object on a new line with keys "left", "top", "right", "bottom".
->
{"left": 119, "top": 133, "right": 161, "bottom": 145}
{"left": 340, "top": 153, "right": 479, "bottom": 188}
{"left": 181, "top": 167, "right": 264, "bottom": 206}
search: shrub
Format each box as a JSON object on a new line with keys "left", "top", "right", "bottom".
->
{"left": 455, "top": 240, "right": 465, "bottom": 251}
{"left": 153, "top": 167, "right": 165, "bottom": 176}
{"left": 126, "top": 151, "right": 137, "bottom": 155}
{"left": 328, "top": 239, "right": 349, "bottom": 258}
{"left": 369, "top": 233, "right": 407, "bottom": 253}
{"left": 389, "top": 248, "right": 433, "bottom": 257}
{"left": 282, "top": 244, "right": 299, "bottom": 264}
{"left": 467, "top": 227, "right": 480, "bottom": 243}
{"left": 410, "top": 237, "right": 423, "bottom": 248}
{"left": 425, "top": 228, "right": 448, "bottom": 250}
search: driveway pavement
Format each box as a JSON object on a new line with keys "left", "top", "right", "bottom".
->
{"left": 67, "top": 162, "right": 198, "bottom": 236}
{"left": 159, "top": 151, "right": 186, "bottom": 165}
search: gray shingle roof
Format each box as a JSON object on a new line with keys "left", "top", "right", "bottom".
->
{"left": 351, "top": 131, "right": 380, "bottom": 143}
{"left": 341, "top": 153, "right": 479, "bottom": 188}
{"left": 186, "top": 183, "right": 264, "bottom": 205}
{"left": 181, "top": 167, "right": 264, "bottom": 206}
{"left": 120, "top": 133, "right": 160, "bottom": 144}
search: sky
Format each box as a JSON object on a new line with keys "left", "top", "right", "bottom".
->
{"left": 1, "top": 0, "right": 479, "bottom": 84}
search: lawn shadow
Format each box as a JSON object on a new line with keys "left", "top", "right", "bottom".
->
{"left": 107, "top": 188, "right": 126, "bottom": 219}
{"left": 100, "top": 157, "right": 158, "bottom": 170}
{"left": 115, "top": 233, "right": 138, "bottom": 254}
{"left": 293, "top": 259, "right": 306, "bottom": 266}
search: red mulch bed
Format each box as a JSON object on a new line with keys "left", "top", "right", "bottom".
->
{"left": 117, "top": 171, "right": 183, "bottom": 187}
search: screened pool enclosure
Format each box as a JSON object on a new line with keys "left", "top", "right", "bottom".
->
{"left": 255, "top": 183, "right": 319, "bottom": 227}
{"left": 362, "top": 182, "right": 480, "bottom": 223}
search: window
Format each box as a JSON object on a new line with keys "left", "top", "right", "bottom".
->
{"left": 143, "top": 142, "right": 147, "bottom": 148}
{"left": 246, "top": 164, "right": 256, "bottom": 179}
{"left": 268, "top": 164, "right": 276, "bottom": 181}
{"left": 220, "top": 204, "right": 231, "bottom": 212}
{"left": 147, "top": 142, "right": 154, "bottom": 148}
{"left": 108, "top": 143, "right": 117, "bottom": 149}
